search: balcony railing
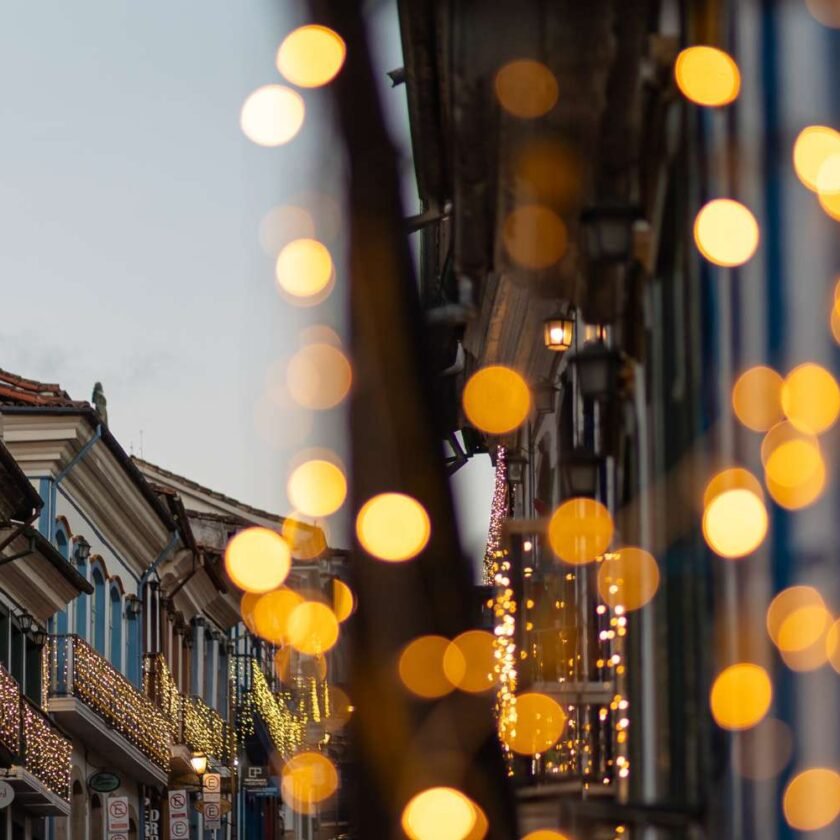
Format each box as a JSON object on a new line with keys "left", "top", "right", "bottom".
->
{"left": 48, "top": 635, "right": 169, "bottom": 771}
{"left": 0, "top": 662, "right": 71, "bottom": 802}
{"left": 143, "top": 654, "right": 233, "bottom": 763}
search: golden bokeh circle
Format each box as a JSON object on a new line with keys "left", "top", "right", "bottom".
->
{"left": 502, "top": 205, "right": 568, "bottom": 269}
{"left": 281, "top": 752, "right": 339, "bottom": 812}
{"left": 281, "top": 515, "right": 328, "bottom": 562}
{"left": 398, "top": 635, "right": 456, "bottom": 699}
{"left": 325, "top": 685, "right": 353, "bottom": 733}
{"left": 240, "top": 591, "right": 260, "bottom": 634}
{"left": 401, "top": 787, "right": 478, "bottom": 840}
{"left": 287, "top": 343, "right": 352, "bottom": 410}
{"left": 463, "top": 366, "right": 532, "bottom": 435}
{"left": 702, "top": 488, "right": 767, "bottom": 559}
{"left": 674, "top": 46, "right": 741, "bottom": 107}
{"left": 355, "top": 492, "right": 431, "bottom": 562}
{"left": 502, "top": 692, "right": 567, "bottom": 756}
{"left": 693, "top": 199, "right": 759, "bottom": 267}
{"left": 766, "top": 586, "right": 826, "bottom": 648}
{"left": 494, "top": 60, "right": 559, "bottom": 119}
{"left": 253, "top": 588, "right": 304, "bottom": 645}
{"left": 783, "top": 768, "right": 840, "bottom": 832}
{"left": 731, "top": 366, "right": 784, "bottom": 431}
{"left": 703, "top": 467, "right": 764, "bottom": 509}
{"left": 709, "top": 663, "right": 772, "bottom": 731}
{"left": 275, "top": 238, "right": 334, "bottom": 301}
{"left": 597, "top": 547, "right": 660, "bottom": 612}
{"left": 287, "top": 459, "right": 347, "bottom": 518}
{"left": 793, "top": 125, "right": 840, "bottom": 190}
{"left": 240, "top": 84, "right": 305, "bottom": 147}
{"left": 521, "top": 833, "right": 572, "bottom": 840}
{"left": 547, "top": 498, "right": 614, "bottom": 566}
{"left": 276, "top": 25, "right": 346, "bottom": 88}
{"left": 224, "top": 527, "right": 291, "bottom": 593}
{"left": 777, "top": 604, "right": 831, "bottom": 652}
{"left": 781, "top": 362, "right": 840, "bottom": 434}
{"left": 287, "top": 601, "right": 340, "bottom": 655}
{"left": 332, "top": 578, "right": 355, "bottom": 623}
{"left": 444, "top": 630, "right": 496, "bottom": 694}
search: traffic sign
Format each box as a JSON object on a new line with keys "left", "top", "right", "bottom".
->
{"left": 203, "top": 772, "right": 221, "bottom": 803}
{"left": 170, "top": 816, "right": 189, "bottom": 838}
{"left": 168, "top": 789, "right": 188, "bottom": 818}
{"left": 195, "top": 798, "right": 231, "bottom": 816}
{"left": 110, "top": 834, "right": 128, "bottom": 840}
{"left": 0, "top": 781, "right": 14, "bottom": 810}
{"left": 107, "top": 796, "right": 130, "bottom": 832}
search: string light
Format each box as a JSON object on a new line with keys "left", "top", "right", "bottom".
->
{"left": 483, "top": 446, "right": 508, "bottom": 583}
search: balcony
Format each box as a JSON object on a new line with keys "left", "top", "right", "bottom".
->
{"left": 47, "top": 635, "right": 169, "bottom": 786}
{"left": 0, "top": 663, "right": 71, "bottom": 816}
{"left": 143, "top": 654, "right": 233, "bottom": 766}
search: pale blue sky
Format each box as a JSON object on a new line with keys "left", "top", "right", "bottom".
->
{"left": 0, "top": 0, "right": 492, "bottom": 569}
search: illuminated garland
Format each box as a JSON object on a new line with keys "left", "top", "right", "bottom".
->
{"left": 491, "top": 552, "right": 517, "bottom": 769}
{"left": 483, "top": 446, "right": 508, "bottom": 583}
{"left": 0, "top": 665, "right": 21, "bottom": 753}
{"left": 22, "top": 700, "right": 71, "bottom": 801}
{"left": 50, "top": 636, "right": 169, "bottom": 770}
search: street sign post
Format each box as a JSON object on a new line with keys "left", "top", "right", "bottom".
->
{"left": 107, "top": 796, "right": 130, "bottom": 833}
{"left": 203, "top": 772, "right": 221, "bottom": 803}
{"left": 168, "top": 789, "right": 189, "bottom": 839}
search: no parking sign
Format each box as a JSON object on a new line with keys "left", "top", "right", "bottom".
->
{"left": 107, "top": 796, "right": 130, "bottom": 832}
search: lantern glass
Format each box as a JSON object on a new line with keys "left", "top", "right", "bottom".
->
{"left": 190, "top": 752, "right": 208, "bottom": 776}
{"left": 543, "top": 318, "right": 574, "bottom": 351}
{"left": 561, "top": 449, "right": 601, "bottom": 498}
{"left": 74, "top": 537, "right": 91, "bottom": 563}
{"left": 16, "top": 612, "right": 34, "bottom": 634}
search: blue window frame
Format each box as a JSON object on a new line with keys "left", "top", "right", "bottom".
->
{"left": 74, "top": 551, "right": 88, "bottom": 638}
{"left": 126, "top": 609, "right": 140, "bottom": 687}
{"left": 109, "top": 587, "right": 122, "bottom": 671}
{"left": 55, "top": 529, "right": 70, "bottom": 635}
{"left": 92, "top": 568, "right": 105, "bottom": 654}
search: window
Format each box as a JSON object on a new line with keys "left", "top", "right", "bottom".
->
{"left": 109, "top": 587, "right": 122, "bottom": 671}
{"left": 24, "top": 637, "right": 41, "bottom": 704}
{"left": 92, "top": 568, "right": 105, "bottom": 654}
{"left": 217, "top": 638, "right": 229, "bottom": 714}
{"left": 126, "top": 609, "right": 140, "bottom": 687}
{"left": 204, "top": 633, "right": 215, "bottom": 705}
{"left": 55, "top": 530, "right": 70, "bottom": 635}
{"left": 74, "top": 554, "right": 88, "bottom": 638}
{"left": 10, "top": 623, "right": 23, "bottom": 685}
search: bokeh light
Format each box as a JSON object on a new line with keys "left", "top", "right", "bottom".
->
{"left": 240, "top": 84, "right": 304, "bottom": 147}
{"left": 287, "top": 343, "right": 352, "bottom": 410}
{"left": 783, "top": 768, "right": 840, "bottom": 831}
{"left": 275, "top": 238, "right": 335, "bottom": 303}
{"left": 444, "top": 630, "right": 496, "bottom": 694}
{"left": 398, "top": 635, "right": 456, "bottom": 699}
{"left": 287, "top": 458, "right": 347, "bottom": 518}
{"left": 597, "top": 547, "right": 660, "bottom": 611}
{"left": 807, "top": 0, "right": 840, "bottom": 26}
{"left": 762, "top": 421, "right": 823, "bottom": 487}
{"left": 547, "top": 498, "right": 614, "bottom": 565}
{"left": 402, "top": 787, "right": 478, "bottom": 840}
{"left": 332, "top": 578, "right": 355, "bottom": 623}
{"left": 521, "top": 833, "right": 572, "bottom": 840}
{"left": 224, "top": 527, "right": 291, "bottom": 593}
{"left": 731, "top": 366, "right": 784, "bottom": 431}
{"left": 793, "top": 125, "right": 840, "bottom": 190}
{"left": 282, "top": 514, "right": 328, "bottom": 561}
{"left": 514, "top": 139, "right": 582, "bottom": 212}
{"left": 693, "top": 199, "right": 759, "bottom": 267}
{"left": 287, "top": 601, "right": 340, "bottom": 655}
{"left": 502, "top": 692, "right": 567, "bottom": 756}
{"left": 765, "top": 456, "right": 826, "bottom": 509}
{"left": 502, "top": 205, "right": 568, "bottom": 269}
{"left": 462, "top": 366, "right": 532, "bottom": 435}
{"left": 253, "top": 588, "right": 304, "bottom": 645}
{"left": 325, "top": 685, "right": 353, "bottom": 733}
{"left": 816, "top": 152, "right": 840, "bottom": 219}
{"left": 709, "top": 663, "right": 772, "bottom": 730}
{"left": 731, "top": 717, "right": 793, "bottom": 781}
{"left": 240, "top": 591, "right": 260, "bottom": 634}
{"left": 826, "top": 619, "right": 840, "bottom": 673}
{"left": 281, "top": 752, "right": 339, "bottom": 813}
{"left": 355, "top": 492, "right": 431, "bottom": 562}
{"left": 767, "top": 586, "right": 826, "bottom": 648}
{"left": 777, "top": 604, "right": 831, "bottom": 653}
{"left": 702, "top": 469, "right": 767, "bottom": 559}
{"left": 674, "top": 46, "right": 740, "bottom": 107}
{"left": 494, "top": 60, "right": 559, "bottom": 119}
{"left": 463, "top": 804, "right": 489, "bottom": 840}
{"left": 780, "top": 362, "right": 840, "bottom": 434}
{"left": 276, "top": 25, "right": 346, "bottom": 88}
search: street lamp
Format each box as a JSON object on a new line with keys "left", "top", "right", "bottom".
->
{"left": 16, "top": 611, "right": 34, "bottom": 634}
{"left": 73, "top": 537, "right": 91, "bottom": 564}
{"left": 190, "top": 752, "right": 208, "bottom": 777}
{"left": 581, "top": 203, "right": 640, "bottom": 263}
{"left": 543, "top": 317, "right": 574, "bottom": 352}
{"left": 570, "top": 341, "right": 623, "bottom": 401}
{"left": 560, "top": 448, "right": 602, "bottom": 499}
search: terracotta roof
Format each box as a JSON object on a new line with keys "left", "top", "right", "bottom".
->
{"left": 0, "top": 368, "right": 87, "bottom": 408}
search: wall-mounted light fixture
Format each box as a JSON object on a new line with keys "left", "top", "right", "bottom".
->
{"left": 31, "top": 624, "right": 47, "bottom": 647}
{"left": 560, "top": 448, "right": 603, "bottom": 499}
{"left": 125, "top": 595, "right": 142, "bottom": 617}
{"left": 73, "top": 537, "right": 91, "bottom": 564}
{"left": 581, "top": 203, "right": 640, "bottom": 263}
{"left": 16, "top": 611, "right": 34, "bottom": 634}
{"left": 570, "top": 341, "right": 623, "bottom": 401}
{"left": 543, "top": 317, "right": 574, "bottom": 352}
{"left": 190, "top": 752, "right": 208, "bottom": 777}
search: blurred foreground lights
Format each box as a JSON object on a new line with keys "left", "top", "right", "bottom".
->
{"left": 402, "top": 787, "right": 479, "bottom": 840}
{"left": 503, "top": 205, "right": 568, "bottom": 269}
{"left": 502, "top": 692, "right": 567, "bottom": 756}
{"left": 761, "top": 422, "right": 826, "bottom": 509}
{"left": 702, "top": 468, "right": 767, "bottom": 559}
{"left": 548, "top": 498, "right": 614, "bottom": 565}
{"left": 356, "top": 492, "right": 431, "bottom": 562}
{"left": 276, "top": 25, "right": 346, "bottom": 88}
{"left": 731, "top": 366, "right": 784, "bottom": 431}
{"left": 253, "top": 588, "right": 304, "bottom": 644}
{"left": 287, "top": 601, "right": 340, "bottom": 655}
{"left": 240, "top": 592, "right": 260, "bottom": 634}
{"left": 674, "top": 46, "right": 740, "bottom": 107}
{"left": 224, "top": 527, "right": 291, "bottom": 593}
{"left": 793, "top": 125, "right": 840, "bottom": 190}
{"left": 287, "top": 459, "right": 347, "bottom": 517}
{"left": 444, "top": 630, "right": 496, "bottom": 694}
{"left": 281, "top": 752, "right": 338, "bottom": 814}
{"left": 783, "top": 768, "right": 840, "bottom": 832}
{"left": 767, "top": 586, "right": 831, "bottom": 670}
{"left": 693, "top": 199, "right": 759, "bottom": 267}
{"left": 463, "top": 366, "right": 532, "bottom": 434}
{"left": 399, "top": 635, "right": 455, "bottom": 699}
{"left": 807, "top": 0, "right": 840, "bottom": 27}
{"left": 240, "top": 85, "right": 304, "bottom": 147}
{"left": 597, "top": 547, "right": 660, "bottom": 612}
{"left": 731, "top": 718, "right": 793, "bottom": 781}
{"left": 816, "top": 152, "right": 840, "bottom": 219}
{"left": 331, "top": 578, "right": 355, "bottom": 623}
{"left": 275, "top": 238, "right": 334, "bottom": 303}
{"left": 781, "top": 362, "right": 840, "bottom": 434}
{"left": 709, "top": 663, "right": 772, "bottom": 730}
{"left": 325, "top": 685, "right": 353, "bottom": 733}
{"left": 825, "top": 619, "right": 840, "bottom": 673}
{"left": 522, "top": 833, "right": 572, "bottom": 840}
{"left": 287, "top": 343, "right": 352, "bottom": 410}
{"left": 281, "top": 516, "right": 327, "bottom": 561}
{"left": 494, "top": 60, "right": 558, "bottom": 119}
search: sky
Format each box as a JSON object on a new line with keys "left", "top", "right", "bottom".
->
{"left": 0, "top": 0, "right": 493, "bottom": 572}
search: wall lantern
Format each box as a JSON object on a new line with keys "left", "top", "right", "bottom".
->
{"left": 31, "top": 625, "right": 47, "bottom": 647}
{"left": 543, "top": 318, "right": 574, "bottom": 352}
{"left": 73, "top": 537, "right": 91, "bottom": 564}
{"left": 16, "top": 611, "right": 34, "bottom": 634}
{"left": 581, "top": 203, "right": 640, "bottom": 263}
{"left": 560, "top": 448, "right": 602, "bottom": 499}
{"left": 506, "top": 450, "right": 528, "bottom": 485}
{"left": 190, "top": 752, "right": 208, "bottom": 777}
{"left": 534, "top": 382, "right": 558, "bottom": 416}
{"left": 570, "top": 341, "right": 623, "bottom": 401}
{"left": 125, "top": 595, "right": 142, "bottom": 617}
